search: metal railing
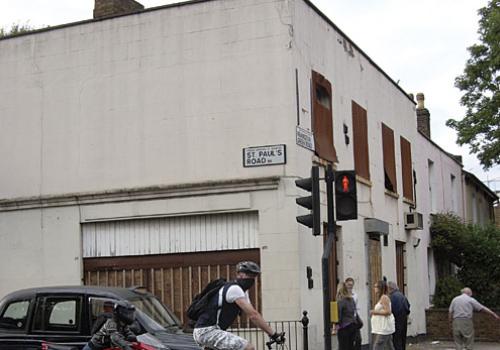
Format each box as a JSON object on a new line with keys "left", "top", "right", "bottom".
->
{"left": 228, "top": 311, "right": 309, "bottom": 350}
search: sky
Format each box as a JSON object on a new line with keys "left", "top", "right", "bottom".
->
{"left": 1, "top": 0, "right": 499, "bottom": 192}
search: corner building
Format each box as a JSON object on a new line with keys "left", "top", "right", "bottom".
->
{"left": 0, "top": 0, "right": 491, "bottom": 348}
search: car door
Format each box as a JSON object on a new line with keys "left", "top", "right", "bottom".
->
{"left": 0, "top": 297, "right": 39, "bottom": 350}
{"left": 29, "top": 294, "right": 89, "bottom": 348}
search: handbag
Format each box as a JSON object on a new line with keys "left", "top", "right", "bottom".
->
{"left": 354, "top": 314, "right": 363, "bottom": 329}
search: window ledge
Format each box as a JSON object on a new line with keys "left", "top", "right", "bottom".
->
{"left": 356, "top": 175, "right": 372, "bottom": 187}
{"left": 384, "top": 189, "right": 399, "bottom": 199}
{"left": 403, "top": 197, "right": 415, "bottom": 206}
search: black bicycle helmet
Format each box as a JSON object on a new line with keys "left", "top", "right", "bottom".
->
{"left": 113, "top": 300, "right": 136, "bottom": 325}
{"left": 236, "top": 261, "right": 261, "bottom": 275}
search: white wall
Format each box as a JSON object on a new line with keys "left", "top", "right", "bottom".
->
{"left": 290, "top": 0, "right": 466, "bottom": 341}
{"left": 0, "top": 207, "right": 82, "bottom": 298}
{"left": 411, "top": 134, "right": 464, "bottom": 322}
{"left": 0, "top": 0, "right": 295, "bottom": 199}
{"left": 0, "top": 0, "right": 303, "bottom": 323}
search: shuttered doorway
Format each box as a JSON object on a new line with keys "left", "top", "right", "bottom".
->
{"left": 82, "top": 212, "right": 261, "bottom": 326}
{"left": 368, "top": 235, "right": 382, "bottom": 307}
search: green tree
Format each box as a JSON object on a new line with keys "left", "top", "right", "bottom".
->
{"left": 446, "top": 1, "right": 500, "bottom": 169}
{"left": 431, "top": 213, "right": 500, "bottom": 307}
{"left": 0, "top": 22, "right": 34, "bottom": 38}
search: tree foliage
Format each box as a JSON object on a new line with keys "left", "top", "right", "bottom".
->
{"left": 431, "top": 213, "right": 500, "bottom": 307}
{"left": 0, "top": 23, "right": 35, "bottom": 38}
{"left": 446, "top": 1, "right": 500, "bottom": 169}
{"left": 433, "top": 276, "right": 463, "bottom": 308}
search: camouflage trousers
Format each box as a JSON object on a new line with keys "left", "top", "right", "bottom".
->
{"left": 193, "top": 326, "right": 248, "bottom": 350}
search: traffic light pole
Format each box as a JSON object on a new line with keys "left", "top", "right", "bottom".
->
{"left": 322, "top": 164, "right": 335, "bottom": 350}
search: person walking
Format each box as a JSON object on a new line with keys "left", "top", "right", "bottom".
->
{"left": 192, "top": 261, "right": 284, "bottom": 350}
{"left": 335, "top": 282, "right": 357, "bottom": 350}
{"left": 449, "top": 287, "right": 500, "bottom": 350}
{"left": 388, "top": 281, "right": 410, "bottom": 350}
{"left": 345, "top": 277, "right": 362, "bottom": 350}
{"left": 370, "top": 280, "right": 395, "bottom": 350}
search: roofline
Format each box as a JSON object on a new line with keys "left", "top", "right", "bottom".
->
{"left": 416, "top": 132, "right": 498, "bottom": 202}
{"left": 302, "top": 0, "right": 416, "bottom": 105}
{"left": 0, "top": 0, "right": 212, "bottom": 41}
{"left": 417, "top": 130, "right": 464, "bottom": 167}
{"left": 2, "top": 0, "right": 417, "bottom": 106}
{"left": 463, "top": 170, "right": 499, "bottom": 201}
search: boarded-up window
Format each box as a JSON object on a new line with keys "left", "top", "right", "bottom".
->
{"left": 382, "top": 123, "right": 397, "bottom": 193}
{"left": 312, "top": 71, "right": 337, "bottom": 162}
{"left": 352, "top": 101, "right": 370, "bottom": 180}
{"left": 400, "top": 136, "right": 413, "bottom": 201}
{"left": 395, "top": 241, "right": 406, "bottom": 294}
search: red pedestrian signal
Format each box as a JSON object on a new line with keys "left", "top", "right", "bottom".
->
{"left": 335, "top": 171, "right": 357, "bottom": 221}
{"left": 342, "top": 175, "right": 349, "bottom": 193}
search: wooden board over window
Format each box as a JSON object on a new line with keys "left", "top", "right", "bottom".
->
{"left": 352, "top": 101, "right": 370, "bottom": 180}
{"left": 400, "top": 136, "right": 413, "bottom": 201}
{"left": 312, "top": 71, "right": 337, "bottom": 162}
{"left": 395, "top": 241, "right": 407, "bottom": 295}
{"left": 382, "top": 123, "right": 397, "bottom": 193}
{"left": 83, "top": 249, "right": 260, "bottom": 327}
{"left": 368, "top": 235, "right": 382, "bottom": 307}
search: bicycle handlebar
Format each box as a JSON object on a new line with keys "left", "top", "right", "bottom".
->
{"left": 266, "top": 332, "right": 286, "bottom": 349}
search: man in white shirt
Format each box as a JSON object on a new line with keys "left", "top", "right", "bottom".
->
{"left": 193, "top": 261, "right": 284, "bottom": 350}
{"left": 449, "top": 287, "right": 499, "bottom": 350}
{"left": 345, "top": 277, "right": 362, "bottom": 350}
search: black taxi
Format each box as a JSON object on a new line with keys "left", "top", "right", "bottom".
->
{"left": 0, "top": 286, "right": 198, "bottom": 350}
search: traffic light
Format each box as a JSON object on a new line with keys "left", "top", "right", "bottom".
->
{"left": 296, "top": 166, "right": 321, "bottom": 236}
{"left": 335, "top": 170, "right": 357, "bottom": 221}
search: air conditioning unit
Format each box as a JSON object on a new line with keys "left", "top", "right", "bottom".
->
{"left": 404, "top": 212, "right": 423, "bottom": 230}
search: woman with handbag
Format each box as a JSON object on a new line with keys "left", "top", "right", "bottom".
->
{"left": 370, "top": 280, "right": 395, "bottom": 350}
{"left": 336, "top": 282, "right": 357, "bottom": 350}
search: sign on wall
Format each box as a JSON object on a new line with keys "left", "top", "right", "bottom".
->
{"left": 243, "top": 144, "right": 286, "bottom": 167}
{"left": 296, "top": 126, "right": 315, "bottom": 151}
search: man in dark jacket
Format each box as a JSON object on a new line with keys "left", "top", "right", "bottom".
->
{"left": 388, "top": 281, "right": 410, "bottom": 350}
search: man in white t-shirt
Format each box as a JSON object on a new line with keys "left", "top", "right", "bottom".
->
{"left": 345, "top": 277, "right": 362, "bottom": 350}
{"left": 193, "top": 261, "right": 285, "bottom": 350}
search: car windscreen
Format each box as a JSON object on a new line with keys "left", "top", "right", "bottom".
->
{"left": 129, "top": 296, "right": 178, "bottom": 330}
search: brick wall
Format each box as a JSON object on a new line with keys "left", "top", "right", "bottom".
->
{"left": 426, "top": 309, "right": 500, "bottom": 341}
{"left": 416, "top": 108, "right": 430, "bottom": 138}
{"left": 93, "top": 0, "right": 144, "bottom": 18}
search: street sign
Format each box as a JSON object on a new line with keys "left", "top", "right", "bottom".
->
{"left": 296, "top": 126, "right": 315, "bottom": 151}
{"left": 243, "top": 144, "right": 286, "bottom": 167}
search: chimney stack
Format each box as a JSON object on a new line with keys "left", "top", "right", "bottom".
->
{"left": 416, "top": 92, "right": 431, "bottom": 138}
{"left": 94, "top": 0, "right": 144, "bottom": 19}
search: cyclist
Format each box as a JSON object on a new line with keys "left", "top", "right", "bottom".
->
{"left": 83, "top": 301, "right": 137, "bottom": 350}
{"left": 193, "top": 261, "right": 285, "bottom": 350}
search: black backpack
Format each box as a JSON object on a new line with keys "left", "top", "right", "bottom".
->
{"left": 187, "top": 278, "right": 228, "bottom": 323}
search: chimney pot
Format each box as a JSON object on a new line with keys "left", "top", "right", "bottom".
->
{"left": 416, "top": 93, "right": 425, "bottom": 109}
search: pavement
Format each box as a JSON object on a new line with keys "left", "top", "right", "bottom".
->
{"left": 407, "top": 340, "right": 500, "bottom": 350}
